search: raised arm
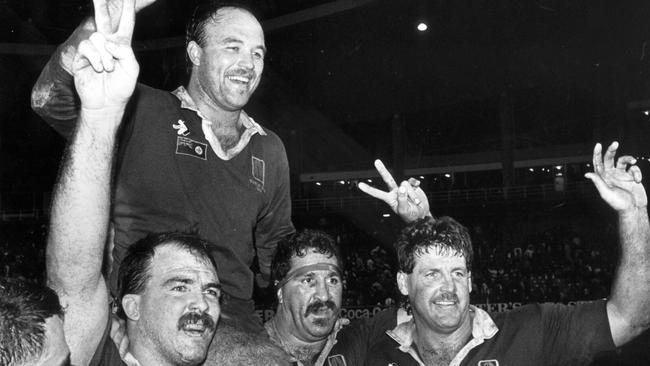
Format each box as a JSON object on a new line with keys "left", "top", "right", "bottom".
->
{"left": 30, "top": 0, "right": 156, "bottom": 139}
{"left": 46, "top": 0, "right": 138, "bottom": 364}
{"left": 585, "top": 141, "right": 650, "bottom": 347}
{"left": 358, "top": 159, "right": 431, "bottom": 222}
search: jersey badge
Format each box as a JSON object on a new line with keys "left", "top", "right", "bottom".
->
{"left": 478, "top": 360, "right": 499, "bottom": 366}
{"left": 176, "top": 136, "right": 207, "bottom": 160}
{"left": 326, "top": 354, "right": 347, "bottom": 366}
{"left": 173, "top": 119, "right": 190, "bottom": 136}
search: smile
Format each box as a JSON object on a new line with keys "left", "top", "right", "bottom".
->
{"left": 227, "top": 75, "right": 251, "bottom": 84}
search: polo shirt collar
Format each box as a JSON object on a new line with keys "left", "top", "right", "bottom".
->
{"left": 386, "top": 305, "right": 499, "bottom": 366}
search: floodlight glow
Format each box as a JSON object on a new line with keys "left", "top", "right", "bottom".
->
{"left": 417, "top": 23, "right": 428, "bottom": 31}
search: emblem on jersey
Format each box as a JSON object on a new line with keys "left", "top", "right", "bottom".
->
{"left": 252, "top": 156, "right": 265, "bottom": 186}
{"left": 478, "top": 360, "right": 499, "bottom": 366}
{"left": 326, "top": 354, "right": 347, "bottom": 366}
{"left": 172, "top": 119, "right": 190, "bottom": 136}
{"left": 176, "top": 136, "right": 207, "bottom": 160}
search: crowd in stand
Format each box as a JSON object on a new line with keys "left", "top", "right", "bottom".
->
{"left": 0, "top": 211, "right": 620, "bottom": 309}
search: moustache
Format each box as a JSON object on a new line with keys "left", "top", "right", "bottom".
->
{"left": 434, "top": 292, "right": 459, "bottom": 303}
{"left": 304, "top": 300, "right": 338, "bottom": 317}
{"left": 177, "top": 311, "right": 217, "bottom": 332}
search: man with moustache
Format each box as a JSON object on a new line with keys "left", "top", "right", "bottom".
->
{"left": 32, "top": 0, "right": 294, "bottom": 332}
{"left": 263, "top": 230, "right": 346, "bottom": 366}
{"left": 352, "top": 142, "right": 650, "bottom": 366}
{"left": 45, "top": 1, "right": 221, "bottom": 365}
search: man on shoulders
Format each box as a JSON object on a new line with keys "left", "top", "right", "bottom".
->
{"left": 45, "top": 1, "right": 221, "bottom": 365}
{"left": 32, "top": 0, "right": 294, "bottom": 332}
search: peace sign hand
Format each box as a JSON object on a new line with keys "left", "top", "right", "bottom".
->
{"left": 73, "top": 0, "right": 138, "bottom": 111}
{"left": 358, "top": 159, "right": 431, "bottom": 223}
{"left": 585, "top": 142, "right": 647, "bottom": 213}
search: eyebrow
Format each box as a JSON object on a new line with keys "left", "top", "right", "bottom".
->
{"left": 220, "top": 37, "right": 267, "bottom": 54}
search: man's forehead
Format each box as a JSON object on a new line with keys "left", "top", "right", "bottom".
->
{"left": 150, "top": 245, "right": 218, "bottom": 279}
{"left": 207, "top": 8, "right": 264, "bottom": 43}
{"left": 414, "top": 247, "right": 467, "bottom": 268}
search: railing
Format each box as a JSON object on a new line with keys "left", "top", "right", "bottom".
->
{"left": 292, "top": 181, "right": 598, "bottom": 212}
{"left": 0, "top": 182, "right": 598, "bottom": 220}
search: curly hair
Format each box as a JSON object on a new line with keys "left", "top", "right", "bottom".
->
{"left": 270, "top": 229, "right": 343, "bottom": 288}
{"left": 395, "top": 216, "right": 473, "bottom": 274}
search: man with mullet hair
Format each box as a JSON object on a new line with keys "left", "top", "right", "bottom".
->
{"left": 0, "top": 278, "right": 69, "bottom": 366}
{"left": 32, "top": 0, "right": 293, "bottom": 332}
{"left": 352, "top": 142, "right": 650, "bottom": 366}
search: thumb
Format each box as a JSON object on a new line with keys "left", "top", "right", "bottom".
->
{"left": 585, "top": 172, "right": 610, "bottom": 197}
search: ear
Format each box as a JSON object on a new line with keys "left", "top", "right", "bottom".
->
{"left": 468, "top": 271, "right": 473, "bottom": 294}
{"left": 122, "top": 294, "right": 141, "bottom": 321}
{"left": 187, "top": 40, "right": 202, "bottom": 67}
{"left": 396, "top": 271, "right": 409, "bottom": 296}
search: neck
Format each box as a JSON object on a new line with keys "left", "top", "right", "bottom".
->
{"left": 270, "top": 312, "right": 327, "bottom": 365}
{"left": 412, "top": 315, "right": 472, "bottom": 366}
{"left": 187, "top": 76, "right": 242, "bottom": 129}
{"left": 128, "top": 324, "right": 175, "bottom": 366}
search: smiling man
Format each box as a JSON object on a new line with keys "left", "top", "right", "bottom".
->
{"left": 32, "top": 0, "right": 294, "bottom": 333}
{"left": 354, "top": 141, "right": 650, "bottom": 365}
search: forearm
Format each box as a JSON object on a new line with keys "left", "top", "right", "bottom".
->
{"left": 46, "top": 107, "right": 124, "bottom": 295}
{"left": 608, "top": 207, "right": 650, "bottom": 346}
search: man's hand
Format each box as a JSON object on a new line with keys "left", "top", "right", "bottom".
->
{"left": 109, "top": 315, "right": 129, "bottom": 358}
{"left": 73, "top": 0, "right": 138, "bottom": 111}
{"left": 358, "top": 159, "right": 431, "bottom": 223}
{"left": 585, "top": 142, "right": 647, "bottom": 212}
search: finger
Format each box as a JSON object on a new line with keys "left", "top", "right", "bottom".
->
{"left": 89, "top": 32, "right": 115, "bottom": 72}
{"left": 116, "top": 0, "right": 136, "bottom": 42}
{"left": 592, "top": 143, "right": 603, "bottom": 175}
{"left": 615, "top": 155, "right": 636, "bottom": 171}
{"left": 94, "top": 0, "right": 112, "bottom": 34}
{"left": 603, "top": 141, "right": 619, "bottom": 170}
{"left": 629, "top": 165, "right": 643, "bottom": 183}
{"left": 375, "top": 160, "right": 398, "bottom": 190}
{"left": 118, "top": 336, "right": 129, "bottom": 358}
{"left": 105, "top": 41, "right": 136, "bottom": 64}
{"left": 358, "top": 182, "right": 391, "bottom": 202}
{"left": 75, "top": 39, "right": 105, "bottom": 73}
{"left": 396, "top": 182, "right": 410, "bottom": 213}
{"left": 407, "top": 177, "right": 420, "bottom": 188}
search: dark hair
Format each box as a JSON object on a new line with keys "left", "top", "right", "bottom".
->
{"left": 395, "top": 216, "right": 473, "bottom": 274}
{"left": 117, "top": 232, "right": 217, "bottom": 303}
{"left": 0, "top": 277, "right": 63, "bottom": 365}
{"left": 185, "top": 1, "right": 260, "bottom": 71}
{"left": 271, "top": 229, "right": 343, "bottom": 287}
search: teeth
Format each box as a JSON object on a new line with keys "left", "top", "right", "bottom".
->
{"left": 228, "top": 76, "right": 250, "bottom": 83}
{"left": 435, "top": 301, "right": 455, "bottom": 305}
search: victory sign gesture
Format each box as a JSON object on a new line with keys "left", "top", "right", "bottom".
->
{"left": 358, "top": 159, "right": 431, "bottom": 222}
{"left": 585, "top": 141, "right": 647, "bottom": 212}
{"left": 73, "top": 0, "right": 139, "bottom": 110}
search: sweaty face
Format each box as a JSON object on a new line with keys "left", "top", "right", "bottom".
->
{"left": 194, "top": 8, "right": 265, "bottom": 111}
{"left": 35, "top": 316, "right": 70, "bottom": 366}
{"left": 398, "top": 247, "right": 472, "bottom": 335}
{"left": 279, "top": 250, "right": 343, "bottom": 343}
{"left": 136, "top": 245, "right": 221, "bottom": 365}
